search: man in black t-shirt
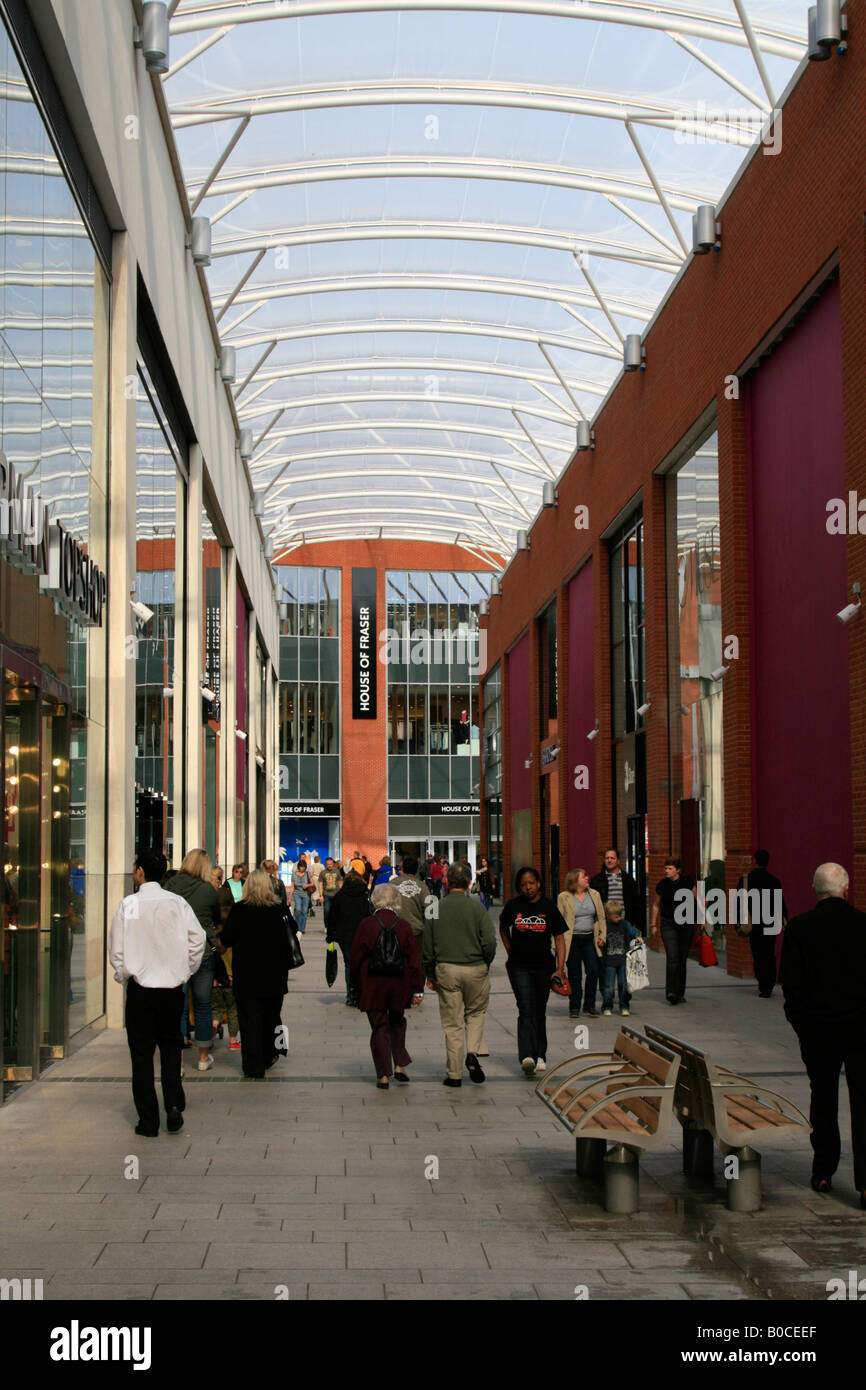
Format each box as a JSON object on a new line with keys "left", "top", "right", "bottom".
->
{"left": 737, "top": 849, "right": 788, "bottom": 996}
{"left": 650, "top": 857, "right": 696, "bottom": 1005}
{"left": 499, "top": 866, "right": 567, "bottom": 1076}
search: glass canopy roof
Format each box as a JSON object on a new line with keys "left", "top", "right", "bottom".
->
{"left": 166, "top": 0, "right": 805, "bottom": 561}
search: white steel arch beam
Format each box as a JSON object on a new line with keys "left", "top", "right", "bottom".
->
{"left": 170, "top": 2, "right": 803, "bottom": 61}
{"left": 215, "top": 272, "right": 656, "bottom": 322}
{"left": 235, "top": 355, "right": 608, "bottom": 400}
{"left": 269, "top": 511, "right": 522, "bottom": 545}
{"left": 267, "top": 487, "right": 529, "bottom": 517}
{"left": 190, "top": 154, "right": 711, "bottom": 212}
{"left": 169, "top": 80, "right": 772, "bottom": 137}
{"left": 261, "top": 446, "right": 554, "bottom": 497}
{"left": 237, "top": 389, "right": 576, "bottom": 427}
{"left": 255, "top": 464, "right": 540, "bottom": 494}
{"left": 249, "top": 416, "right": 573, "bottom": 452}
{"left": 229, "top": 318, "right": 625, "bottom": 362}
{"left": 210, "top": 220, "right": 681, "bottom": 272}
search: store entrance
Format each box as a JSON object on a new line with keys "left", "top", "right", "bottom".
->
{"left": 2, "top": 669, "right": 70, "bottom": 1098}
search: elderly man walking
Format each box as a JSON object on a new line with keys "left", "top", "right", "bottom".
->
{"left": 422, "top": 862, "right": 496, "bottom": 1087}
{"left": 109, "top": 849, "right": 206, "bottom": 1137}
{"left": 781, "top": 862, "right": 866, "bottom": 1206}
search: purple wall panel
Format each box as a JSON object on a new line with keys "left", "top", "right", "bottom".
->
{"left": 236, "top": 583, "right": 248, "bottom": 800}
{"left": 747, "top": 278, "right": 851, "bottom": 916}
{"left": 567, "top": 564, "right": 596, "bottom": 871}
{"left": 507, "top": 632, "right": 531, "bottom": 811}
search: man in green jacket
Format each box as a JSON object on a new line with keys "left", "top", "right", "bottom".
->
{"left": 422, "top": 862, "right": 496, "bottom": 1087}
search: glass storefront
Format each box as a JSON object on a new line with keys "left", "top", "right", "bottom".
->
{"left": 482, "top": 663, "right": 502, "bottom": 885}
{"left": 669, "top": 430, "right": 724, "bottom": 909}
{"left": 276, "top": 566, "right": 340, "bottom": 803}
{"left": 134, "top": 361, "right": 185, "bottom": 862}
{"left": 1, "top": 18, "right": 109, "bottom": 1084}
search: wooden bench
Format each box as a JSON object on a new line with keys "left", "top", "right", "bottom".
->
{"left": 535, "top": 1027, "right": 680, "bottom": 1212}
{"left": 643, "top": 1024, "right": 811, "bottom": 1211}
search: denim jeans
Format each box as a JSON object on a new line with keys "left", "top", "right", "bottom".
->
{"left": 185, "top": 953, "right": 217, "bottom": 1044}
{"left": 507, "top": 963, "right": 551, "bottom": 1064}
{"left": 480, "top": 893, "right": 491, "bottom": 910}
{"left": 566, "top": 936, "right": 599, "bottom": 1013}
{"left": 292, "top": 891, "right": 310, "bottom": 934}
{"left": 601, "top": 963, "right": 630, "bottom": 1011}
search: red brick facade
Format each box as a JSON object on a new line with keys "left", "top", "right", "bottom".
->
{"left": 482, "top": 33, "right": 866, "bottom": 977}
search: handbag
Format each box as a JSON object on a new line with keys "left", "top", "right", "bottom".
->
{"left": 625, "top": 940, "right": 650, "bottom": 992}
{"left": 283, "top": 912, "right": 305, "bottom": 971}
{"left": 325, "top": 942, "right": 338, "bottom": 987}
{"left": 696, "top": 929, "right": 718, "bottom": 968}
{"left": 551, "top": 972, "right": 571, "bottom": 997}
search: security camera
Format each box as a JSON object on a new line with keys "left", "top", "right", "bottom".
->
{"left": 235, "top": 728, "right": 248, "bottom": 741}
{"left": 837, "top": 600, "right": 861, "bottom": 624}
{"left": 636, "top": 700, "right": 651, "bottom": 717}
{"left": 130, "top": 599, "right": 154, "bottom": 625}
{"left": 200, "top": 686, "right": 216, "bottom": 703}
{"left": 586, "top": 726, "right": 599, "bottom": 741}
{"left": 711, "top": 665, "right": 730, "bottom": 681}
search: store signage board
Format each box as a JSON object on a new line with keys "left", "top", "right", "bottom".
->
{"left": 279, "top": 802, "right": 341, "bottom": 818}
{"left": 0, "top": 449, "right": 106, "bottom": 627}
{"left": 351, "top": 567, "right": 376, "bottom": 719}
{"left": 389, "top": 801, "right": 481, "bottom": 815}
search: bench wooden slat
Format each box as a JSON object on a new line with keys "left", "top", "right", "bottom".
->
{"left": 725, "top": 1096, "right": 789, "bottom": 1129}
{"left": 614, "top": 1032, "right": 674, "bottom": 1085}
{"left": 555, "top": 1085, "right": 654, "bottom": 1135}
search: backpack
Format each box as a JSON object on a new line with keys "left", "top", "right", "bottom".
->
{"left": 367, "top": 909, "right": 405, "bottom": 978}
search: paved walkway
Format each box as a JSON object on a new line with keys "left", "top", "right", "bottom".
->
{"left": 0, "top": 916, "right": 862, "bottom": 1301}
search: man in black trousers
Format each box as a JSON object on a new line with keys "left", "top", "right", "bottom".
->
{"left": 737, "top": 848, "right": 788, "bottom": 996}
{"left": 781, "top": 862, "right": 866, "bottom": 1206}
{"left": 109, "top": 849, "right": 206, "bottom": 1136}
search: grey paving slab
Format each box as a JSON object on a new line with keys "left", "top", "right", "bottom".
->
{"left": 0, "top": 921, "right": 857, "bottom": 1301}
{"left": 46, "top": 1284, "right": 157, "bottom": 1300}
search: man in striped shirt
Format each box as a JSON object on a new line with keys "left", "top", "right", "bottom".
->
{"left": 590, "top": 847, "right": 643, "bottom": 931}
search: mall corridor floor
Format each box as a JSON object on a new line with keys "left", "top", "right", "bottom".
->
{"left": 0, "top": 922, "right": 862, "bottom": 1302}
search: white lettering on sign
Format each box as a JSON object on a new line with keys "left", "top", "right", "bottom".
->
{"left": 358, "top": 604, "right": 371, "bottom": 710}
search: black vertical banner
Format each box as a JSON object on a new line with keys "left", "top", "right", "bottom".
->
{"left": 351, "top": 567, "right": 377, "bottom": 720}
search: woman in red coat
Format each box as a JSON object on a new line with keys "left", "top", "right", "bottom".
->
{"left": 350, "top": 882, "right": 422, "bottom": 1089}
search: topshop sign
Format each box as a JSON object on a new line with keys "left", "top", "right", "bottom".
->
{"left": 0, "top": 450, "right": 107, "bottom": 627}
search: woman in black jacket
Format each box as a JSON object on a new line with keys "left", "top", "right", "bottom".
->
{"left": 325, "top": 871, "right": 371, "bottom": 1005}
{"left": 221, "top": 869, "right": 293, "bottom": 1078}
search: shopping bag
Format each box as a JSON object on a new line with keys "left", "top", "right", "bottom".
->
{"left": 283, "top": 912, "right": 305, "bottom": 971}
{"left": 325, "top": 942, "right": 338, "bottom": 987}
{"left": 625, "top": 940, "right": 650, "bottom": 993}
{"left": 696, "top": 930, "right": 718, "bottom": 968}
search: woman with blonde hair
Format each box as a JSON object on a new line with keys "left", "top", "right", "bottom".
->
{"left": 165, "top": 849, "right": 223, "bottom": 1071}
{"left": 221, "top": 868, "right": 295, "bottom": 1079}
{"left": 557, "top": 868, "right": 606, "bottom": 1019}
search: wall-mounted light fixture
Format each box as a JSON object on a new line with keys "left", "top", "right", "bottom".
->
{"left": 187, "top": 217, "right": 212, "bottom": 267}
{"left": 218, "top": 345, "right": 236, "bottom": 384}
{"left": 516, "top": 530, "right": 530, "bottom": 552}
{"left": 623, "top": 335, "right": 646, "bottom": 372}
{"left": 490, "top": 576, "right": 502, "bottom": 596}
{"left": 692, "top": 205, "right": 721, "bottom": 255}
{"left": 238, "top": 428, "right": 253, "bottom": 462}
{"left": 838, "top": 581, "right": 861, "bottom": 623}
{"left": 479, "top": 597, "right": 490, "bottom": 616}
{"left": 576, "top": 420, "right": 595, "bottom": 451}
{"left": 253, "top": 492, "right": 265, "bottom": 519}
{"left": 134, "top": 2, "right": 169, "bottom": 75}
{"left": 279, "top": 601, "right": 289, "bottom": 622}
{"left": 264, "top": 538, "right": 274, "bottom": 562}
{"left": 808, "top": 0, "right": 847, "bottom": 58}
{"left": 542, "top": 481, "right": 557, "bottom": 508}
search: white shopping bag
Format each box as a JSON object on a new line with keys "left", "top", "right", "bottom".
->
{"left": 626, "top": 940, "right": 650, "bottom": 993}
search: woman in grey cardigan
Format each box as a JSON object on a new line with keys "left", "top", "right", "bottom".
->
{"left": 165, "top": 849, "right": 223, "bottom": 1071}
{"left": 557, "top": 869, "right": 606, "bottom": 1019}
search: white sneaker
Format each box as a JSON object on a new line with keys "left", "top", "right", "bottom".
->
{"left": 621, "top": 1009, "right": 630, "bottom": 1016}
{"left": 602, "top": 1008, "right": 612, "bottom": 1016}
{"left": 535, "top": 1058, "right": 547, "bottom": 1074}
{"left": 521, "top": 1057, "right": 536, "bottom": 1076}
{"left": 197, "top": 1056, "right": 214, "bottom": 1072}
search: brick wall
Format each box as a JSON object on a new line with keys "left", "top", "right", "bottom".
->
{"left": 484, "top": 27, "right": 866, "bottom": 977}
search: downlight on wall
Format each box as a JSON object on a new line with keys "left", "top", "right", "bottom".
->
{"left": 692, "top": 205, "right": 721, "bottom": 255}
{"left": 218, "top": 345, "right": 236, "bottom": 384}
{"left": 542, "top": 482, "right": 557, "bottom": 508}
{"left": 576, "top": 420, "right": 594, "bottom": 451}
{"left": 838, "top": 582, "right": 861, "bottom": 623}
{"left": 187, "top": 217, "right": 211, "bottom": 267}
{"left": 134, "top": 2, "right": 169, "bottom": 75}
{"left": 623, "top": 335, "right": 646, "bottom": 372}
{"left": 516, "top": 530, "right": 530, "bottom": 552}
{"left": 808, "top": 0, "right": 847, "bottom": 59}
{"left": 238, "top": 428, "right": 253, "bottom": 462}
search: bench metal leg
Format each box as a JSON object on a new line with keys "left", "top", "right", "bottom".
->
{"left": 603, "top": 1143, "right": 640, "bottom": 1213}
{"left": 725, "top": 1145, "right": 762, "bottom": 1212}
{"left": 575, "top": 1136, "right": 605, "bottom": 1180}
{"left": 682, "top": 1125, "right": 714, "bottom": 1178}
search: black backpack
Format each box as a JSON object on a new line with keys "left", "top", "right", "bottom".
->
{"left": 367, "top": 909, "right": 405, "bottom": 978}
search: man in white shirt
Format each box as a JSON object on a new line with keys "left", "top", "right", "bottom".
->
{"left": 109, "top": 849, "right": 206, "bottom": 1137}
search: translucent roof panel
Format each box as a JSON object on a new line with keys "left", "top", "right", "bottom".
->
{"left": 167, "top": 0, "right": 805, "bottom": 558}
